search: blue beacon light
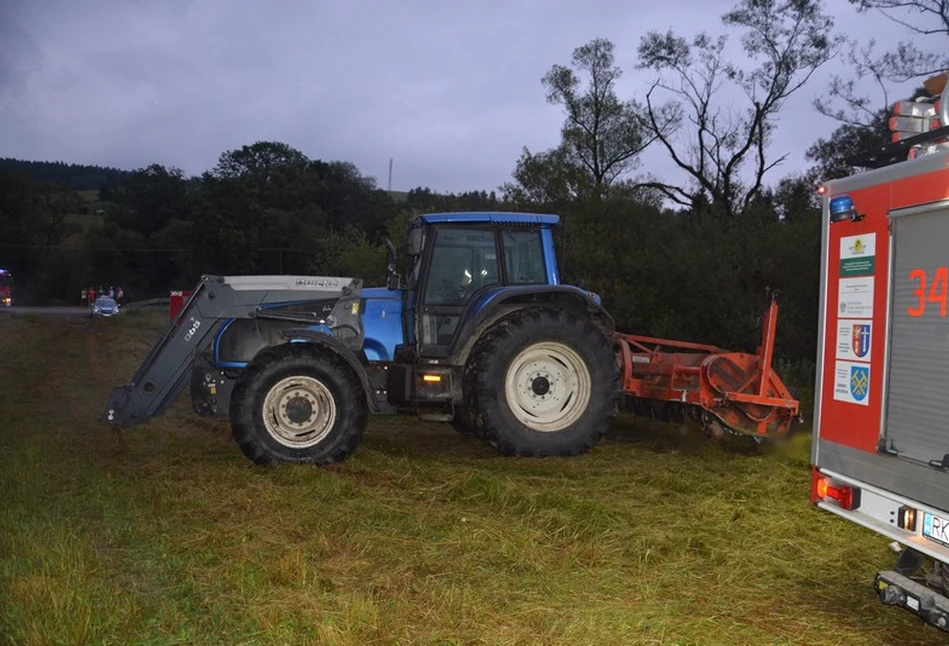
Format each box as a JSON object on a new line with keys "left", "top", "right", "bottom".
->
{"left": 829, "top": 194, "right": 861, "bottom": 223}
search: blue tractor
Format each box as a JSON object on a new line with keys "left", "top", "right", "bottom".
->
{"left": 102, "top": 212, "right": 620, "bottom": 465}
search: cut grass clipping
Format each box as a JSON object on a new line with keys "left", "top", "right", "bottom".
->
{"left": 0, "top": 309, "right": 944, "bottom": 645}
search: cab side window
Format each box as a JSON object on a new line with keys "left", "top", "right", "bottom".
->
{"left": 423, "top": 228, "right": 500, "bottom": 305}
{"left": 503, "top": 230, "right": 546, "bottom": 284}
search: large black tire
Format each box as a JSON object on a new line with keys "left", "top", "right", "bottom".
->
{"left": 451, "top": 359, "right": 490, "bottom": 438}
{"left": 229, "top": 344, "right": 368, "bottom": 465}
{"left": 449, "top": 406, "right": 480, "bottom": 437}
{"left": 466, "top": 308, "right": 619, "bottom": 457}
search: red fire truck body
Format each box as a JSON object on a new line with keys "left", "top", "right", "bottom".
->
{"left": 812, "top": 148, "right": 949, "bottom": 630}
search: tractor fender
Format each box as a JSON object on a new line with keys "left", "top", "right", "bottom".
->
{"left": 452, "top": 285, "right": 615, "bottom": 366}
{"left": 273, "top": 327, "right": 380, "bottom": 412}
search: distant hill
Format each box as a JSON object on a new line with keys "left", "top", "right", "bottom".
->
{"left": 0, "top": 158, "right": 132, "bottom": 191}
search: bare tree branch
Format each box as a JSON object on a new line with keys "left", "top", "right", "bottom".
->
{"left": 636, "top": 0, "right": 837, "bottom": 216}
{"left": 820, "top": 1, "right": 949, "bottom": 125}
{"left": 631, "top": 180, "right": 695, "bottom": 207}
{"left": 851, "top": 0, "right": 949, "bottom": 33}
{"left": 505, "top": 38, "right": 668, "bottom": 203}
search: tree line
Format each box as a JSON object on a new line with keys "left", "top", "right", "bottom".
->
{"left": 0, "top": 0, "right": 945, "bottom": 398}
{"left": 0, "top": 158, "right": 131, "bottom": 192}
{"left": 0, "top": 144, "right": 509, "bottom": 307}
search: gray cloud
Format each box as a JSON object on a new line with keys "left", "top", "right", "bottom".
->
{"left": 0, "top": 0, "right": 930, "bottom": 194}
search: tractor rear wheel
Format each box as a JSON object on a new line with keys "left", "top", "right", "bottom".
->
{"left": 449, "top": 406, "right": 479, "bottom": 437}
{"left": 467, "top": 308, "right": 618, "bottom": 456}
{"left": 230, "top": 344, "right": 367, "bottom": 465}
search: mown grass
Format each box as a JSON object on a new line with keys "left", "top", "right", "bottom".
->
{"left": 0, "top": 310, "right": 944, "bottom": 645}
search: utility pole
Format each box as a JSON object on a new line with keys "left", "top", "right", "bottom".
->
{"left": 388, "top": 158, "right": 393, "bottom": 191}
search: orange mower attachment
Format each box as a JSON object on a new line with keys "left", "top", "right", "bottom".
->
{"left": 613, "top": 295, "right": 801, "bottom": 440}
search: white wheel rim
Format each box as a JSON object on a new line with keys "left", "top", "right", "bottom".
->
{"left": 262, "top": 375, "right": 336, "bottom": 448}
{"left": 504, "top": 341, "right": 591, "bottom": 432}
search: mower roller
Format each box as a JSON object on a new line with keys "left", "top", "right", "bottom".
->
{"left": 614, "top": 294, "right": 800, "bottom": 439}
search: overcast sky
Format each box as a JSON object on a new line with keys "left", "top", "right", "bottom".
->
{"left": 0, "top": 0, "right": 934, "bottom": 194}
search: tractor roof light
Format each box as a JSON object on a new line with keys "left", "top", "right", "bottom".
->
{"left": 829, "top": 194, "right": 863, "bottom": 223}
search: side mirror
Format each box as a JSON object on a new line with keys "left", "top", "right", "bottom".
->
{"left": 407, "top": 224, "right": 423, "bottom": 256}
{"left": 384, "top": 238, "right": 400, "bottom": 290}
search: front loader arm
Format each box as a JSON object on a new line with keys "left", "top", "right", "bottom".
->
{"left": 102, "top": 280, "right": 218, "bottom": 426}
{"left": 101, "top": 274, "right": 362, "bottom": 427}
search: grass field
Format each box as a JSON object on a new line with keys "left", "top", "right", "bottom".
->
{"left": 0, "top": 310, "right": 945, "bottom": 645}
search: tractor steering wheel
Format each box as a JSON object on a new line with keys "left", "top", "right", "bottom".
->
{"left": 437, "top": 275, "right": 475, "bottom": 303}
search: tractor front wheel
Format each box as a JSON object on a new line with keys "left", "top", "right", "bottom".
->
{"left": 467, "top": 308, "right": 618, "bottom": 456}
{"left": 229, "top": 344, "right": 368, "bottom": 465}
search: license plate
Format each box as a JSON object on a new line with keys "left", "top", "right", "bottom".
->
{"left": 922, "top": 512, "right": 949, "bottom": 548}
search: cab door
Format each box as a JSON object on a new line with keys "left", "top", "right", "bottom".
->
{"left": 416, "top": 225, "right": 501, "bottom": 358}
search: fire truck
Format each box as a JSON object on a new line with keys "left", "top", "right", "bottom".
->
{"left": 812, "top": 72, "right": 949, "bottom": 632}
{"left": 0, "top": 268, "right": 12, "bottom": 306}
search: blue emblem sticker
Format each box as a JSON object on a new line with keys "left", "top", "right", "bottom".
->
{"left": 850, "top": 365, "right": 870, "bottom": 401}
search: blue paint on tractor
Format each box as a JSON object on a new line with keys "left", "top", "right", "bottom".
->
{"left": 465, "top": 283, "right": 599, "bottom": 320}
{"left": 360, "top": 287, "right": 404, "bottom": 362}
{"left": 467, "top": 287, "right": 518, "bottom": 319}
{"left": 540, "top": 227, "right": 560, "bottom": 285}
{"left": 419, "top": 212, "right": 560, "bottom": 226}
{"left": 213, "top": 318, "right": 242, "bottom": 369}
{"left": 212, "top": 318, "right": 340, "bottom": 369}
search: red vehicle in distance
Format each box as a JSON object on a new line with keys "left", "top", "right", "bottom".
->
{"left": 0, "top": 269, "right": 12, "bottom": 306}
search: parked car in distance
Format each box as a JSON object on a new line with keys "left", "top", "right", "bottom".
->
{"left": 92, "top": 296, "right": 120, "bottom": 317}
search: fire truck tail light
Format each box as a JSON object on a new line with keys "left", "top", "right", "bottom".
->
{"left": 814, "top": 474, "right": 861, "bottom": 510}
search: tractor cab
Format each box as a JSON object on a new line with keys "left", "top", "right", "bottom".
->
{"left": 357, "top": 212, "right": 569, "bottom": 367}
{"left": 345, "top": 211, "right": 618, "bottom": 422}
{"left": 398, "top": 213, "right": 561, "bottom": 356}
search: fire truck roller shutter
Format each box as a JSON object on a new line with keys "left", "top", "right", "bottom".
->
{"left": 884, "top": 203, "right": 949, "bottom": 466}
